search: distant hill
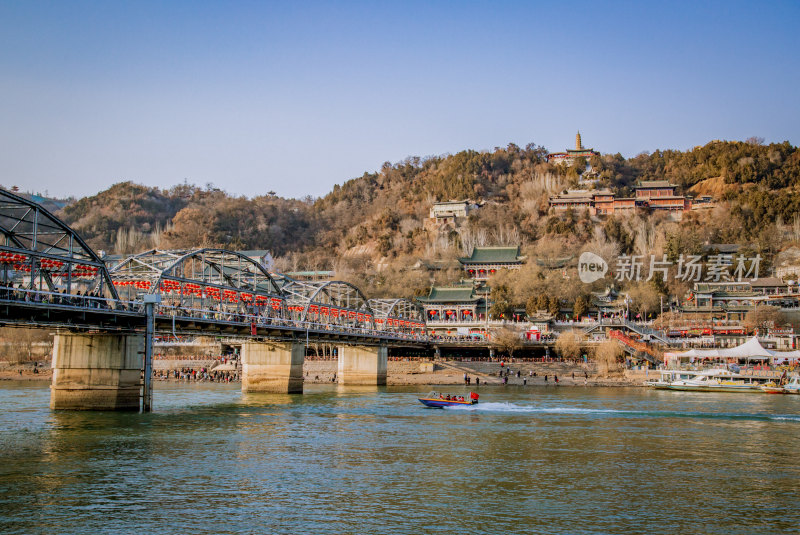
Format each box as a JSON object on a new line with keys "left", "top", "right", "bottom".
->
{"left": 8, "top": 138, "right": 798, "bottom": 299}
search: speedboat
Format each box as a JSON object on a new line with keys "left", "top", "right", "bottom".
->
{"left": 418, "top": 391, "right": 478, "bottom": 408}
{"left": 647, "top": 369, "right": 762, "bottom": 393}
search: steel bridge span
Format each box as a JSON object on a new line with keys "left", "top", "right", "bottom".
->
{"left": 0, "top": 188, "right": 429, "bottom": 411}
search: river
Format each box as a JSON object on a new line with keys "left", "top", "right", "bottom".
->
{"left": 1, "top": 382, "right": 798, "bottom": 534}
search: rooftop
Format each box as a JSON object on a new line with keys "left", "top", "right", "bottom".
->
{"left": 433, "top": 200, "right": 470, "bottom": 206}
{"left": 636, "top": 180, "right": 675, "bottom": 189}
{"left": 417, "top": 286, "right": 482, "bottom": 303}
{"left": 459, "top": 246, "right": 524, "bottom": 264}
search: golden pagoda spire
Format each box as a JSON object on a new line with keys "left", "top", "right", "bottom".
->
{"left": 576, "top": 131, "right": 583, "bottom": 150}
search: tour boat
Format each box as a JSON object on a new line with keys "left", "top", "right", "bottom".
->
{"left": 418, "top": 391, "right": 479, "bottom": 408}
{"left": 782, "top": 375, "right": 799, "bottom": 394}
{"left": 647, "top": 369, "right": 763, "bottom": 393}
{"left": 760, "top": 382, "right": 787, "bottom": 394}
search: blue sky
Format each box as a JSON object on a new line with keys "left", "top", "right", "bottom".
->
{"left": 1, "top": 0, "right": 798, "bottom": 200}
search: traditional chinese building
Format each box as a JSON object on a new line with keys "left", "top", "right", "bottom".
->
{"left": 549, "top": 189, "right": 636, "bottom": 215}
{"left": 416, "top": 282, "right": 489, "bottom": 324}
{"left": 549, "top": 190, "right": 597, "bottom": 211}
{"left": 682, "top": 278, "right": 795, "bottom": 320}
{"left": 634, "top": 181, "right": 692, "bottom": 211}
{"left": 546, "top": 131, "right": 600, "bottom": 165}
{"left": 459, "top": 246, "right": 525, "bottom": 280}
{"left": 591, "top": 287, "right": 626, "bottom": 317}
{"left": 429, "top": 200, "right": 476, "bottom": 221}
{"left": 549, "top": 181, "right": 693, "bottom": 214}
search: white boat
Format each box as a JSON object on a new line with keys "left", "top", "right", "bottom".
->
{"left": 647, "top": 369, "right": 763, "bottom": 393}
{"left": 783, "top": 375, "right": 800, "bottom": 394}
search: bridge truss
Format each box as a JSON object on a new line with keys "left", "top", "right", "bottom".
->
{"left": 280, "top": 279, "right": 376, "bottom": 330}
{"left": 367, "top": 298, "right": 426, "bottom": 334}
{"left": 108, "top": 249, "right": 288, "bottom": 318}
{"left": 0, "top": 189, "right": 119, "bottom": 300}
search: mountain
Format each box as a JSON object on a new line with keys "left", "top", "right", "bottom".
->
{"left": 36, "top": 138, "right": 800, "bottom": 299}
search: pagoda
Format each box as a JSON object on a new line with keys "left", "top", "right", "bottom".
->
{"left": 546, "top": 131, "right": 599, "bottom": 165}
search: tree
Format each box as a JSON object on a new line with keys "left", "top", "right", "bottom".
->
{"left": 492, "top": 327, "right": 523, "bottom": 359}
{"left": 547, "top": 296, "right": 561, "bottom": 317}
{"left": 573, "top": 295, "right": 589, "bottom": 320}
{"left": 594, "top": 340, "right": 623, "bottom": 377}
{"left": 555, "top": 330, "right": 584, "bottom": 359}
{"left": 626, "top": 282, "right": 662, "bottom": 320}
{"left": 490, "top": 284, "right": 515, "bottom": 320}
{"left": 743, "top": 305, "right": 785, "bottom": 333}
{"left": 526, "top": 293, "right": 551, "bottom": 316}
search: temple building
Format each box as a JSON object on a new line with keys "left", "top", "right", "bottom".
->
{"left": 549, "top": 180, "right": 694, "bottom": 214}
{"left": 682, "top": 278, "right": 796, "bottom": 320}
{"left": 416, "top": 282, "right": 489, "bottom": 325}
{"left": 546, "top": 131, "right": 600, "bottom": 165}
{"left": 549, "top": 189, "right": 636, "bottom": 215}
{"left": 458, "top": 246, "right": 525, "bottom": 280}
{"left": 634, "top": 181, "right": 692, "bottom": 211}
{"left": 429, "top": 200, "right": 476, "bottom": 221}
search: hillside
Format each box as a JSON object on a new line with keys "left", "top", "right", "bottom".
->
{"left": 33, "top": 138, "right": 800, "bottom": 301}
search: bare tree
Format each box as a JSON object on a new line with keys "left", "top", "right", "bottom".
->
{"left": 743, "top": 305, "right": 785, "bottom": 333}
{"left": 555, "top": 330, "right": 585, "bottom": 359}
{"left": 492, "top": 327, "right": 523, "bottom": 359}
{"left": 594, "top": 340, "right": 623, "bottom": 377}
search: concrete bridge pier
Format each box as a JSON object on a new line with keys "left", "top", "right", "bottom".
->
{"left": 338, "top": 345, "right": 387, "bottom": 385}
{"left": 241, "top": 341, "right": 305, "bottom": 393}
{"left": 50, "top": 333, "right": 144, "bottom": 410}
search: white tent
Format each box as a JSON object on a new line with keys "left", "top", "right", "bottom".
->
{"left": 667, "top": 336, "right": 800, "bottom": 361}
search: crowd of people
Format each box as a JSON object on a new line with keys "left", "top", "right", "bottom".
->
{"left": 154, "top": 353, "right": 237, "bottom": 362}
{"left": 154, "top": 367, "right": 239, "bottom": 383}
{"left": 0, "top": 282, "right": 114, "bottom": 309}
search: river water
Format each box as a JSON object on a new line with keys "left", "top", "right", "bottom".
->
{"left": 1, "top": 382, "right": 798, "bottom": 534}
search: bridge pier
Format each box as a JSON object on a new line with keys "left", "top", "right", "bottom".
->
{"left": 337, "top": 345, "right": 387, "bottom": 385}
{"left": 50, "top": 333, "right": 144, "bottom": 411}
{"left": 241, "top": 341, "right": 304, "bottom": 393}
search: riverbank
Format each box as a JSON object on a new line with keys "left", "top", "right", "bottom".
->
{"left": 0, "top": 360, "right": 649, "bottom": 386}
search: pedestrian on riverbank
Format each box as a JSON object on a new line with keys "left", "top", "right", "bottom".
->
{"left": 476, "top": 377, "right": 480, "bottom": 386}
{"left": 544, "top": 375, "right": 548, "bottom": 383}
{"left": 555, "top": 375, "right": 559, "bottom": 385}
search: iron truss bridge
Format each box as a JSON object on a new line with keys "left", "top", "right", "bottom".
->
{"left": 0, "top": 188, "right": 428, "bottom": 347}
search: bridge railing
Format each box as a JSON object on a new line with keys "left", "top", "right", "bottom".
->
{"left": 156, "top": 304, "right": 428, "bottom": 340}
{"left": 154, "top": 303, "right": 429, "bottom": 342}
{"left": 0, "top": 286, "right": 431, "bottom": 342}
{"left": 0, "top": 285, "right": 139, "bottom": 312}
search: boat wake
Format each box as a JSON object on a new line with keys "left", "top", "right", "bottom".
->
{"left": 446, "top": 402, "right": 625, "bottom": 414}
{"left": 443, "top": 402, "right": 800, "bottom": 422}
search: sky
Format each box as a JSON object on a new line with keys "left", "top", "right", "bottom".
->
{"left": 1, "top": 0, "right": 798, "bottom": 200}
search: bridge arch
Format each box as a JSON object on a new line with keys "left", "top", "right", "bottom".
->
{"left": 367, "top": 298, "right": 426, "bottom": 334}
{"left": 0, "top": 188, "right": 119, "bottom": 299}
{"left": 281, "top": 279, "right": 375, "bottom": 329}
{"left": 109, "top": 249, "right": 287, "bottom": 318}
